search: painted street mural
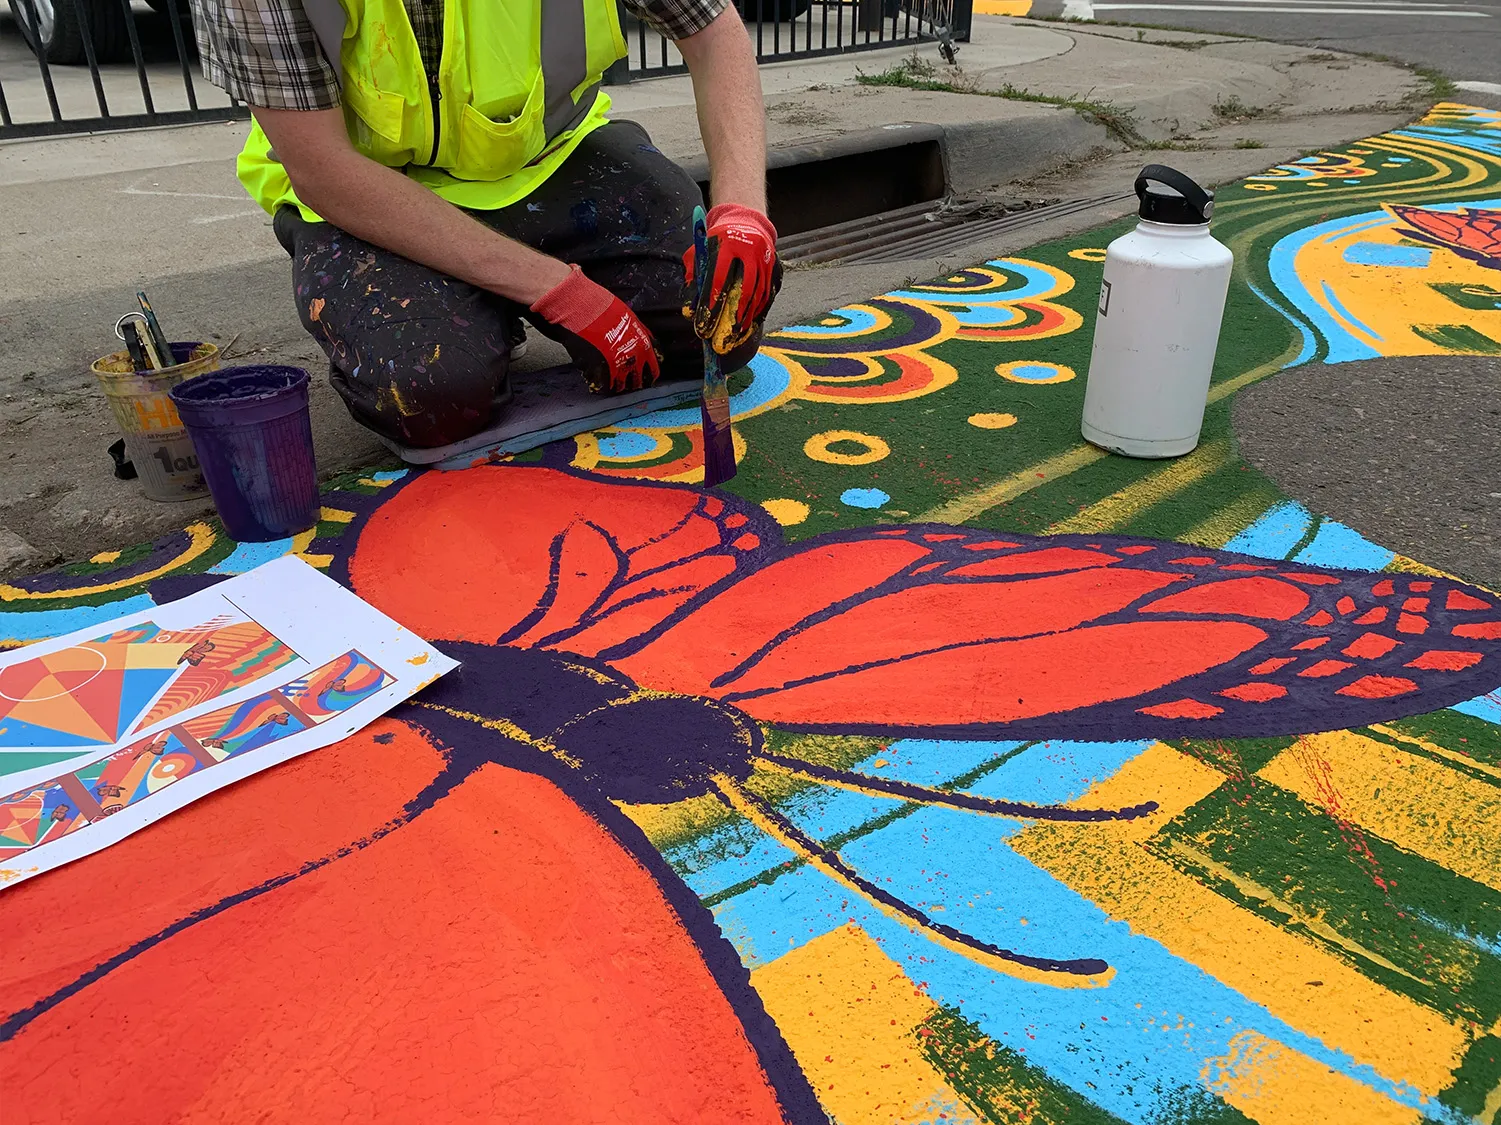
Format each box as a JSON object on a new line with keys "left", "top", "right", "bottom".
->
{"left": 1, "top": 104, "right": 1499, "bottom": 1124}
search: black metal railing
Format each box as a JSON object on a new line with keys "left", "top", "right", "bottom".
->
{"left": 0, "top": 0, "right": 972, "bottom": 139}
{"left": 610, "top": 0, "right": 972, "bottom": 80}
{"left": 1, "top": 0, "right": 246, "bottom": 138}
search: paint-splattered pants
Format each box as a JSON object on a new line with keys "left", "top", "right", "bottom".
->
{"left": 275, "top": 120, "right": 761, "bottom": 449}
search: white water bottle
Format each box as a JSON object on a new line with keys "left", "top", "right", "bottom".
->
{"left": 1080, "top": 165, "right": 1233, "bottom": 458}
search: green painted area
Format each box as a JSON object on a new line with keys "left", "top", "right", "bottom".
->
{"left": 1440, "top": 1033, "right": 1501, "bottom": 1121}
{"left": 1431, "top": 281, "right": 1501, "bottom": 311}
{"left": 1413, "top": 323, "right": 1501, "bottom": 353}
{"left": 918, "top": 1004, "right": 1131, "bottom": 1124}
{"left": 1380, "top": 707, "right": 1501, "bottom": 767}
{"left": 1154, "top": 780, "right": 1501, "bottom": 1026}
{"left": 917, "top": 1004, "right": 1254, "bottom": 1124}
{"left": 1165, "top": 736, "right": 1296, "bottom": 779}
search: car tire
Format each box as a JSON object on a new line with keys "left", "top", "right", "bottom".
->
{"left": 7, "top": 0, "right": 131, "bottom": 65}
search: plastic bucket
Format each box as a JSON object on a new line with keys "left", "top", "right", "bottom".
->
{"left": 91, "top": 342, "right": 219, "bottom": 501}
{"left": 169, "top": 366, "right": 319, "bottom": 542}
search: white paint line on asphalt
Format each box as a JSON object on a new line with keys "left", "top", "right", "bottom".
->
{"left": 1456, "top": 80, "right": 1501, "bottom": 94}
{"left": 118, "top": 186, "right": 247, "bottom": 200}
{"left": 1094, "top": 4, "right": 1489, "bottom": 13}
{"left": 191, "top": 210, "right": 265, "bottom": 224}
{"left": 1061, "top": 0, "right": 1096, "bottom": 15}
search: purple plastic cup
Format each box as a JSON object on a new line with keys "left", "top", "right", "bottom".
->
{"left": 169, "top": 365, "right": 319, "bottom": 542}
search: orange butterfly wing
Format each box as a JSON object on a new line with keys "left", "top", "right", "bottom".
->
{"left": 0, "top": 721, "right": 788, "bottom": 1124}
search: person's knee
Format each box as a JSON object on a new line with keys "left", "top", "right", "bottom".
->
{"left": 337, "top": 334, "right": 510, "bottom": 449}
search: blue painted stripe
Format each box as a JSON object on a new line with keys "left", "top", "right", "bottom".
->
{"left": 1292, "top": 519, "right": 1395, "bottom": 571}
{"left": 1246, "top": 279, "right": 1316, "bottom": 369}
{"left": 1223, "top": 500, "right": 1312, "bottom": 560}
{"left": 208, "top": 538, "right": 294, "bottom": 575}
{"left": 1454, "top": 693, "right": 1501, "bottom": 727}
{"left": 0, "top": 595, "right": 155, "bottom": 645}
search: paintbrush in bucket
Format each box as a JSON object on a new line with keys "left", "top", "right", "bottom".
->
{"left": 692, "top": 205, "right": 737, "bottom": 487}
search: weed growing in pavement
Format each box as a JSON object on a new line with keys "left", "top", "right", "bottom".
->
{"left": 1234, "top": 138, "right": 1266, "bottom": 149}
{"left": 855, "top": 62, "right": 1146, "bottom": 146}
{"left": 1212, "top": 96, "right": 1271, "bottom": 120}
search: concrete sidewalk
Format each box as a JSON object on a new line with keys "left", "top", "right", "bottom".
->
{"left": 0, "top": 14, "right": 1424, "bottom": 574}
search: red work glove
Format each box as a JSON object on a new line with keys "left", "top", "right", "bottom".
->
{"left": 683, "top": 203, "right": 783, "bottom": 354}
{"left": 530, "top": 265, "right": 661, "bottom": 393}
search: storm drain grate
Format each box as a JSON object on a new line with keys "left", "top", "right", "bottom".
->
{"left": 778, "top": 194, "right": 1133, "bottom": 267}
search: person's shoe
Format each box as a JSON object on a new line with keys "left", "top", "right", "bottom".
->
{"left": 507, "top": 315, "right": 529, "bottom": 360}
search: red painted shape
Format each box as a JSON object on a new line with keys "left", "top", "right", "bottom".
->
{"left": 912, "top": 561, "right": 946, "bottom": 575}
{"left": 1409, "top": 580, "right": 1434, "bottom": 592}
{"left": 1354, "top": 607, "right": 1388, "bottom": 625}
{"left": 1454, "top": 621, "right": 1501, "bottom": 640}
{"left": 1447, "top": 589, "right": 1492, "bottom": 611}
{"left": 1171, "top": 556, "right": 1216, "bottom": 566}
{"left": 1397, "top": 613, "right": 1430, "bottom": 635}
{"left": 725, "top": 513, "right": 748, "bottom": 529}
{"left": 1280, "top": 573, "right": 1341, "bottom": 586}
{"left": 1293, "top": 637, "right": 1331, "bottom": 651}
{"left": 1402, "top": 597, "right": 1430, "bottom": 613}
{"left": 350, "top": 467, "right": 711, "bottom": 644}
{"left": 1117, "top": 545, "right": 1156, "bottom": 555}
{"left": 733, "top": 533, "right": 761, "bottom": 551}
{"left": 1138, "top": 698, "right": 1224, "bottom": 719}
{"left": 947, "top": 547, "right": 1123, "bottom": 578}
{"left": 0, "top": 721, "right": 441, "bottom": 1019}
{"left": 1371, "top": 579, "right": 1395, "bottom": 597}
{"left": 1336, "top": 596, "right": 1357, "bottom": 616}
{"left": 513, "top": 520, "right": 628, "bottom": 647}
{"left": 0, "top": 755, "right": 788, "bottom": 1124}
{"left": 1299, "top": 659, "right": 1354, "bottom": 678}
{"left": 551, "top": 555, "right": 739, "bottom": 658}
{"left": 1342, "top": 633, "right": 1399, "bottom": 660}
{"left": 1250, "top": 657, "right": 1296, "bottom": 675}
{"left": 706, "top": 567, "right": 1186, "bottom": 698}
{"left": 962, "top": 540, "right": 1021, "bottom": 551}
{"left": 1139, "top": 577, "right": 1310, "bottom": 621}
{"left": 733, "top": 621, "right": 1267, "bottom": 727}
{"left": 1218, "top": 682, "right": 1288, "bottom": 703}
{"left": 617, "top": 536, "right": 930, "bottom": 694}
{"left": 1304, "top": 611, "right": 1335, "bottom": 626}
{"left": 1405, "top": 650, "right": 1483, "bottom": 671}
{"left": 1223, "top": 563, "right": 1274, "bottom": 572}
{"left": 1337, "top": 675, "right": 1419, "bottom": 699}
{"left": 922, "top": 533, "right": 965, "bottom": 542}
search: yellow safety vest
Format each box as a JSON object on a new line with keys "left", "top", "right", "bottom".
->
{"left": 238, "top": 0, "right": 628, "bottom": 219}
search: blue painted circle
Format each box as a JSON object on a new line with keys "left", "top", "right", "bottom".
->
{"left": 840, "top": 488, "right": 891, "bottom": 509}
{"left": 1010, "top": 364, "right": 1059, "bottom": 381}
{"left": 596, "top": 431, "right": 658, "bottom": 459}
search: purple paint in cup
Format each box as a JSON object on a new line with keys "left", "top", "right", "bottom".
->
{"left": 169, "top": 365, "right": 319, "bottom": 543}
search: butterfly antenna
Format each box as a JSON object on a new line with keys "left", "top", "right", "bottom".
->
{"left": 755, "top": 751, "right": 1159, "bottom": 823}
{"left": 711, "top": 773, "right": 1114, "bottom": 988}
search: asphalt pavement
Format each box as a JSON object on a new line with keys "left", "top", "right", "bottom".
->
{"left": 1079, "top": 0, "right": 1501, "bottom": 87}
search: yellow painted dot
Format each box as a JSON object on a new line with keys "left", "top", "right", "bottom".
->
{"left": 761, "top": 498, "right": 810, "bottom": 526}
{"left": 1308, "top": 180, "right": 1329, "bottom": 187}
{"left": 997, "top": 361, "right": 1076, "bottom": 385}
{"left": 803, "top": 430, "right": 891, "bottom": 466}
{"left": 820, "top": 317, "right": 843, "bottom": 326}
{"left": 1245, "top": 184, "right": 1277, "bottom": 192}
{"left": 90, "top": 550, "right": 121, "bottom": 564}
{"left": 1068, "top": 248, "right": 1108, "bottom": 262}
{"left": 968, "top": 412, "right": 1018, "bottom": 429}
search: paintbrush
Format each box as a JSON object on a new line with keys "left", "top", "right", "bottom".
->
{"left": 136, "top": 291, "right": 175, "bottom": 367}
{"left": 693, "top": 205, "right": 736, "bottom": 487}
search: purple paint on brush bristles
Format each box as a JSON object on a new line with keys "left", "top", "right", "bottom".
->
{"left": 693, "top": 206, "right": 737, "bottom": 488}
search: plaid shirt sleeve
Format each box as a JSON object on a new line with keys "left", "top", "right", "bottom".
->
{"left": 188, "top": 0, "right": 341, "bottom": 111}
{"left": 623, "top": 0, "right": 729, "bottom": 40}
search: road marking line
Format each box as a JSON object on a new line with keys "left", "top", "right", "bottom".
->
{"left": 1456, "top": 80, "right": 1501, "bottom": 95}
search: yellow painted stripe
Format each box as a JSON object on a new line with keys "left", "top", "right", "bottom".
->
{"left": 1177, "top": 492, "right": 1277, "bottom": 549}
{"left": 1010, "top": 743, "right": 1469, "bottom": 1096}
{"left": 1203, "top": 1030, "right": 1421, "bottom": 1125}
{"left": 917, "top": 443, "right": 1106, "bottom": 524}
{"left": 974, "top": 0, "right": 1031, "bottom": 12}
{"left": 750, "top": 923, "right": 983, "bottom": 1125}
{"left": 1046, "top": 439, "right": 1231, "bottom": 535}
{"left": 1259, "top": 731, "right": 1501, "bottom": 895}
{"left": 319, "top": 506, "right": 356, "bottom": 523}
{"left": 1370, "top": 723, "right": 1501, "bottom": 783}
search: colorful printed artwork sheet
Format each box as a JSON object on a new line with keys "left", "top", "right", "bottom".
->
{"left": 0, "top": 105, "right": 1499, "bottom": 1125}
{"left": 0, "top": 557, "right": 455, "bottom": 886}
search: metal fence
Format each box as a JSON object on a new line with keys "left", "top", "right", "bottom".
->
{"left": 0, "top": 0, "right": 972, "bottom": 139}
